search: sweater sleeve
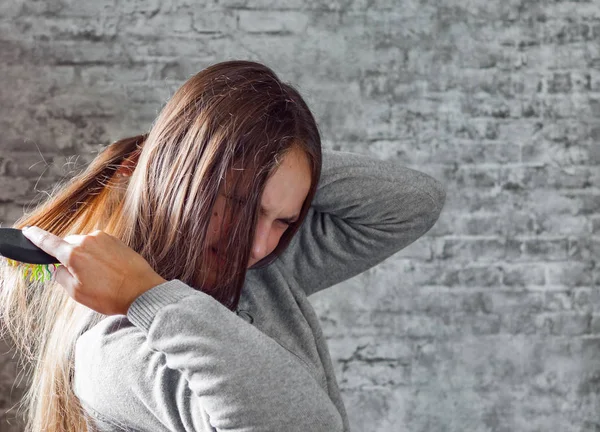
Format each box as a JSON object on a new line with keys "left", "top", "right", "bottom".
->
{"left": 276, "top": 149, "right": 446, "bottom": 296}
{"left": 74, "top": 279, "right": 344, "bottom": 432}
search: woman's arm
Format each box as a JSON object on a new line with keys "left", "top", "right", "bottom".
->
{"left": 276, "top": 149, "right": 446, "bottom": 296}
{"left": 21, "top": 221, "right": 344, "bottom": 431}
{"left": 74, "top": 279, "right": 344, "bottom": 432}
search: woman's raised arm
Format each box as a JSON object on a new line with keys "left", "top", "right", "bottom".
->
{"left": 276, "top": 149, "right": 446, "bottom": 296}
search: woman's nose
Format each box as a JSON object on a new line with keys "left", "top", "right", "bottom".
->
{"left": 250, "top": 224, "right": 270, "bottom": 262}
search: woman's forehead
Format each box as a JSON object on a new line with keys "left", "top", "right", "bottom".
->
{"left": 220, "top": 147, "right": 310, "bottom": 197}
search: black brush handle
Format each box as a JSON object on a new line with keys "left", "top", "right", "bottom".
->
{"left": 0, "top": 228, "right": 60, "bottom": 265}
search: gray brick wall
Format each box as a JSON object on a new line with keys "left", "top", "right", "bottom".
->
{"left": 0, "top": 1, "right": 598, "bottom": 431}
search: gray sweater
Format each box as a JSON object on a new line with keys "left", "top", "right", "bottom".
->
{"left": 73, "top": 149, "right": 446, "bottom": 432}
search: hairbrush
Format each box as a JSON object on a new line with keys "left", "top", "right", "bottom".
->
{"left": 0, "top": 228, "right": 61, "bottom": 282}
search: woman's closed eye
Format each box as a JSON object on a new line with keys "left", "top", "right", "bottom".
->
{"left": 225, "top": 194, "right": 291, "bottom": 227}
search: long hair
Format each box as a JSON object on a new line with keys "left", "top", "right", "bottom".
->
{"left": 0, "top": 60, "right": 322, "bottom": 432}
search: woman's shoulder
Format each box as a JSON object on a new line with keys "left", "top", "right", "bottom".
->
{"left": 77, "top": 315, "right": 144, "bottom": 351}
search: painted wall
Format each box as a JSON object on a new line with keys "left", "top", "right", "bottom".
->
{"left": 0, "top": 1, "right": 598, "bottom": 430}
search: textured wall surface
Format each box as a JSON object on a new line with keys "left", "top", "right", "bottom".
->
{"left": 1, "top": 0, "right": 599, "bottom": 431}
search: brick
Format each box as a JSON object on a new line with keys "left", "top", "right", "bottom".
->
{"left": 440, "top": 117, "right": 501, "bottom": 141}
{"left": 12, "top": 15, "right": 119, "bottom": 42}
{"left": 159, "top": 0, "right": 216, "bottom": 11}
{"left": 568, "top": 71, "right": 593, "bottom": 92}
{"left": 572, "top": 288, "right": 600, "bottom": 313}
{"left": 192, "top": 9, "right": 237, "bottom": 33}
{"left": 461, "top": 95, "right": 516, "bottom": 119}
{"left": 544, "top": 291, "right": 574, "bottom": 312}
{"left": 0, "top": 0, "right": 25, "bottom": 19}
{"left": 566, "top": 192, "right": 600, "bottom": 215}
{"left": 525, "top": 43, "right": 588, "bottom": 70}
{"left": 217, "top": 0, "right": 250, "bottom": 7}
{"left": 430, "top": 211, "right": 535, "bottom": 237}
{"left": 451, "top": 166, "right": 500, "bottom": 188}
{"left": 501, "top": 311, "right": 541, "bottom": 335}
{"left": 567, "top": 237, "right": 600, "bottom": 261}
{"left": 363, "top": 11, "right": 430, "bottom": 51}
{"left": 342, "top": 388, "right": 410, "bottom": 431}
{"left": 588, "top": 69, "right": 600, "bottom": 90}
{"left": 20, "top": 0, "right": 71, "bottom": 16}
{"left": 547, "top": 72, "right": 573, "bottom": 93}
{"left": 295, "top": 81, "right": 366, "bottom": 141}
{"left": 124, "top": 37, "right": 216, "bottom": 62}
{"left": 522, "top": 139, "right": 599, "bottom": 165}
{"left": 335, "top": 340, "right": 414, "bottom": 387}
{"left": 340, "top": 359, "right": 411, "bottom": 388}
{"left": 434, "top": 238, "right": 507, "bottom": 263}
{"left": 15, "top": 116, "right": 114, "bottom": 152}
{"left": 306, "top": 0, "right": 379, "bottom": 11}
{"left": 223, "top": 0, "right": 307, "bottom": 9}
{"left": 535, "top": 214, "right": 591, "bottom": 236}
{"left": 500, "top": 166, "right": 595, "bottom": 189}
{"left": 119, "top": 0, "right": 161, "bottom": 15}
{"left": 540, "top": 94, "right": 597, "bottom": 119}
{"left": 350, "top": 286, "right": 496, "bottom": 317}
{"left": 43, "top": 92, "right": 121, "bottom": 118}
{"left": 442, "top": 265, "right": 503, "bottom": 288}
{"left": 438, "top": 186, "right": 504, "bottom": 213}
{"left": 416, "top": 290, "right": 494, "bottom": 315}
{"left": 21, "top": 0, "right": 118, "bottom": 16}
{"left": 534, "top": 312, "right": 591, "bottom": 336}
{"left": 395, "top": 237, "right": 432, "bottom": 261}
{"left": 150, "top": 61, "right": 201, "bottom": 81}
{"left": 455, "top": 313, "right": 502, "bottom": 336}
{"left": 505, "top": 238, "right": 569, "bottom": 262}
{"left": 518, "top": 189, "right": 589, "bottom": 216}
{"left": 543, "top": 2, "right": 600, "bottom": 20}
{"left": 0, "top": 65, "right": 77, "bottom": 101}
{"left": 80, "top": 64, "right": 152, "bottom": 86}
{"left": 547, "top": 262, "right": 594, "bottom": 287}
{"left": 501, "top": 263, "right": 546, "bottom": 287}
{"left": 591, "top": 315, "right": 600, "bottom": 334}
{"left": 372, "top": 137, "right": 520, "bottom": 164}
{"left": 125, "top": 12, "right": 193, "bottom": 36}
{"left": 592, "top": 217, "right": 600, "bottom": 234}
{"left": 25, "top": 40, "right": 129, "bottom": 65}
{"left": 383, "top": 261, "right": 504, "bottom": 288}
{"left": 542, "top": 19, "right": 596, "bottom": 45}
{"left": 238, "top": 10, "right": 310, "bottom": 33}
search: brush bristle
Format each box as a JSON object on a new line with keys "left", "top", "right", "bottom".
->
{"left": 3, "top": 258, "right": 61, "bottom": 282}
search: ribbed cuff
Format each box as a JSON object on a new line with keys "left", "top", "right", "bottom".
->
{"left": 127, "top": 279, "right": 199, "bottom": 332}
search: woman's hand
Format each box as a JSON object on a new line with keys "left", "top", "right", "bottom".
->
{"left": 21, "top": 226, "right": 167, "bottom": 315}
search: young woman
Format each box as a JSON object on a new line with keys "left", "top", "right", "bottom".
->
{"left": 0, "top": 60, "right": 446, "bottom": 432}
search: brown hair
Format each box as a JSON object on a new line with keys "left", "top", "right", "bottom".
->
{"left": 0, "top": 60, "right": 322, "bottom": 431}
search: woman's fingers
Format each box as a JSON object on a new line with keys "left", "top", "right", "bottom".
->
{"left": 21, "top": 226, "right": 73, "bottom": 266}
{"left": 52, "top": 264, "right": 75, "bottom": 294}
{"left": 19, "top": 226, "right": 167, "bottom": 315}
{"left": 22, "top": 227, "right": 80, "bottom": 289}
